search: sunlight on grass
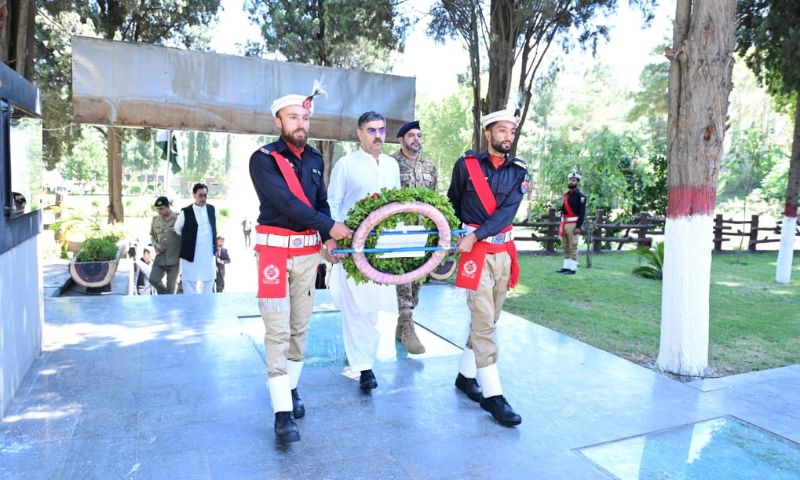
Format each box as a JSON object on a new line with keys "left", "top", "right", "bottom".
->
{"left": 715, "top": 281, "right": 743, "bottom": 287}
{"left": 508, "top": 251, "right": 800, "bottom": 376}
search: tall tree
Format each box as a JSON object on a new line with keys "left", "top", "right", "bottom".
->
{"left": 737, "top": 0, "right": 800, "bottom": 284}
{"left": 36, "top": 0, "right": 220, "bottom": 222}
{"left": 244, "top": 0, "right": 410, "bottom": 183}
{"left": 429, "top": 0, "right": 655, "bottom": 152}
{"left": 656, "top": 0, "right": 736, "bottom": 377}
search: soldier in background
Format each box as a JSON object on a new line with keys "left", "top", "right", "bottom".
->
{"left": 557, "top": 170, "right": 586, "bottom": 275}
{"left": 149, "top": 196, "right": 181, "bottom": 294}
{"left": 390, "top": 120, "right": 438, "bottom": 355}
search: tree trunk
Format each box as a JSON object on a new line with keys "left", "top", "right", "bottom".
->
{"left": 656, "top": 0, "right": 736, "bottom": 377}
{"left": 467, "top": 5, "right": 482, "bottom": 151}
{"left": 0, "top": 1, "right": 11, "bottom": 65}
{"left": 316, "top": 139, "right": 335, "bottom": 186}
{"left": 107, "top": 127, "right": 124, "bottom": 223}
{"left": 485, "top": 0, "right": 515, "bottom": 115}
{"left": 775, "top": 94, "right": 800, "bottom": 284}
{"left": 13, "top": 0, "right": 34, "bottom": 79}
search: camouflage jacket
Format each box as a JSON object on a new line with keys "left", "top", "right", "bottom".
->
{"left": 391, "top": 151, "right": 438, "bottom": 190}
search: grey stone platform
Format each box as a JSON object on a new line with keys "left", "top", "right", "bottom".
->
{"left": 1, "top": 285, "right": 799, "bottom": 479}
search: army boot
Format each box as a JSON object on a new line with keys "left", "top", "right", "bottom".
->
{"left": 396, "top": 310, "right": 425, "bottom": 354}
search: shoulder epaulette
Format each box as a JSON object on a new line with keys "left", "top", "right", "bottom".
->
{"left": 463, "top": 149, "right": 478, "bottom": 158}
{"left": 512, "top": 158, "right": 527, "bottom": 169}
{"left": 308, "top": 145, "right": 322, "bottom": 156}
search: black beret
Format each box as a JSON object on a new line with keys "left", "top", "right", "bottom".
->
{"left": 396, "top": 120, "right": 420, "bottom": 138}
{"left": 154, "top": 196, "right": 170, "bottom": 207}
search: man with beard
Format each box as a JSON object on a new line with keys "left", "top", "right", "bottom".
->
{"left": 557, "top": 170, "right": 586, "bottom": 275}
{"left": 327, "top": 111, "right": 401, "bottom": 393}
{"left": 249, "top": 86, "right": 352, "bottom": 443}
{"left": 390, "top": 120, "right": 437, "bottom": 354}
{"left": 447, "top": 109, "right": 528, "bottom": 427}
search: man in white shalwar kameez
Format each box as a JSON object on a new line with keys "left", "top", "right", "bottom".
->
{"left": 175, "top": 183, "right": 217, "bottom": 294}
{"left": 326, "top": 111, "right": 400, "bottom": 392}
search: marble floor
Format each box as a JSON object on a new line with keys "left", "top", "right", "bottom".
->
{"left": 2, "top": 286, "right": 799, "bottom": 479}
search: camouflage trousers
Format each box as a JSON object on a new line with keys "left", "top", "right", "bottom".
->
{"left": 396, "top": 281, "right": 421, "bottom": 313}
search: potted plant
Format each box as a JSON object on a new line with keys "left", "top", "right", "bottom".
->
{"left": 69, "top": 232, "right": 127, "bottom": 288}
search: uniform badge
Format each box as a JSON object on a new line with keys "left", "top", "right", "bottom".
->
{"left": 520, "top": 180, "right": 529, "bottom": 194}
{"left": 291, "top": 237, "right": 304, "bottom": 248}
{"left": 262, "top": 264, "right": 281, "bottom": 284}
{"left": 462, "top": 260, "right": 477, "bottom": 278}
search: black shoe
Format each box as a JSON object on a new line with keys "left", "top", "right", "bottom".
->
{"left": 274, "top": 411, "right": 300, "bottom": 442}
{"left": 563, "top": 270, "right": 576, "bottom": 275}
{"left": 479, "top": 395, "right": 522, "bottom": 427}
{"left": 455, "top": 373, "right": 482, "bottom": 403}
{"left": 291, "top": 388, "right": 305, "bottom": 419}
{"left": 556, "top": 268, "right": 570, "bottom": 273}
{"left": 359, "top": 369, "right": 378, "bottom": 391}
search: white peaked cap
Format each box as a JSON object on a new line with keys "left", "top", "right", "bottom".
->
{"left": 270, "top": 78, "right": 327, "bottom": 118}
{"left": 480, "top": 109, "right": 519, "bottom": 129}
{"left": 568, "top": 169, "right": 582, "bottom": 180}
{"left": 271, "top": 94, "right": 314, "bottom": 118}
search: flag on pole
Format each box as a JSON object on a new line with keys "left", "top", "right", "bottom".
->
{"left": 155, "top": 129, "right": 181, "bottom": 173}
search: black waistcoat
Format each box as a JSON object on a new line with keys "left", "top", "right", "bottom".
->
{"left": 179, "top": 204, "right": 217, "bottom": 262}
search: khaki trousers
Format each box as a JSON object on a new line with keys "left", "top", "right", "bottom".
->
{"left": 258, "top": 252, "right": 321, "bottom": 378}
{"left": 562, "top": 223, "right": 580, "bottom": 261}
{"left": 149, "top": 263, "right": 179, "bottom": 294}
{"left": 466, "top": 251, "right": 511, "bottom": 368}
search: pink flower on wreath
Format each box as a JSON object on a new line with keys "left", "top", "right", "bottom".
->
{"left": 371, "top": 192, "right": 380, "bottom": 198}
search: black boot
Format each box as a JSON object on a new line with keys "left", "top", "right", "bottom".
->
{"left": 479, "top": 395, "right": 522, "bottom": 427}
{"left": 556, "top": 268, "right": 570, "bottom": 273}
{"left": 291, "top": 388, "right": 305, "bottom": 419}
{"left": 359, "top": 369, "right": 378, "bottom": 391}
{"left": 274, "top": 411, "right": 300, "bottom": 442}
{"left": 563, "top": 270, "right": 576, "bottom": 275}
{"left": 454, "top": 373, "right": 482, "bottom": 402}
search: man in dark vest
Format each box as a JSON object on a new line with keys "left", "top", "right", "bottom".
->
{"left": 249, "top": 84, "right": 351, "bottom": 443}
{"left": 175, "top": 183, "right": 217, "bottom": 294}
{"left": 447, "top": 108, "right": 528, "bottom": 428}
{"left": 557, "top": 170, "right": 587, "bottom": 275}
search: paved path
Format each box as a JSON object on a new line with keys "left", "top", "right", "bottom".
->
{"left": 1, "top": 286, "right": 799, "bottom": 479}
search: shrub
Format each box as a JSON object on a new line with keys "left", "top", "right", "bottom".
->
{"left": 76, "top": 234, "right": 120, "bottom": 262}
{"left": 632, "top": 241, "right": 664, "bottom": 280}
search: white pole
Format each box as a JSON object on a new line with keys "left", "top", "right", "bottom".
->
{"left": 165, "top": 131, "right": 171, "bottom": 198}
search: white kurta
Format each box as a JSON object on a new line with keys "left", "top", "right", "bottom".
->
{"left": 328, "top": 148, "right": 400, "bottom": 371}
{"left": 175, "top": 204, "right": 216, "bottom": 282}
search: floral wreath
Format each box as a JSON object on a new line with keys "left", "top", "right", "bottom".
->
{"left": 337, "top": 187, "right": 461, "bottom": 285}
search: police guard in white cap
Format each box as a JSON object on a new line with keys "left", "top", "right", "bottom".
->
{"left": 447, "top": 108, "right": 528, "bottom": 427}
{"left": 249, "top": 82, "right": 351, "bottom": 443}
{"left": 557, "top": 169, "right": 586, "bottom": 275}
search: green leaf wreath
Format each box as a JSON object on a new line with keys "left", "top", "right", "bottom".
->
{"left": 336, "top": 187, "right": 461, "bottom": 285}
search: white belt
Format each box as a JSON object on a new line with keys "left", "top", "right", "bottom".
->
{"left": 561, "top": 216, "right": 579, "bottom": 222}
{"left": 463, "top": 225, "right": 513, "bottom": 244}
{"left": 255, "top": 232, "right": 320, "bottom": 248}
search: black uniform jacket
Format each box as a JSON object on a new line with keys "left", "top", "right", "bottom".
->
{"left": 447, "top": 150, "right": 528, "bottom": 240}
{"left": 249, "top": 138, "right": 335, "bottom": 242}
{"left": 560, "top": 188, "right": 587, "bottom": 229}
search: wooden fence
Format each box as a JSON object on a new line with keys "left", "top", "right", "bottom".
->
{"left": 513, "top": 208, "right": 799, "bottom": 252}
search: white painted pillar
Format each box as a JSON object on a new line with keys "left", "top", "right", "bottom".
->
{"left": 775, "top": 215, "right": 797, "bottom": 284}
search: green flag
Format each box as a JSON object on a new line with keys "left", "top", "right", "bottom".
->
{"left": 156, "top": 129, "right": 181, "bottom": 174}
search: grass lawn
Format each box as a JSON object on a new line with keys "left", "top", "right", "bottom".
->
{"left": 503, "top": 251, "right": 800, "bottom": 377}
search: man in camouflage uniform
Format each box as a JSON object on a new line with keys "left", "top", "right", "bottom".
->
{"left": 149, "top": 196, "right": 181, "bottom": 294}
{"left": 390, "top": 120, "right": 438, "bottom": 354}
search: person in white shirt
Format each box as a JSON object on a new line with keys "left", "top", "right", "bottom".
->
{"left": 326, "top": 111, "right": 401, "bottom": 392}
{"left": 175, "top": 183, "right": 217, "bottom": 294}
